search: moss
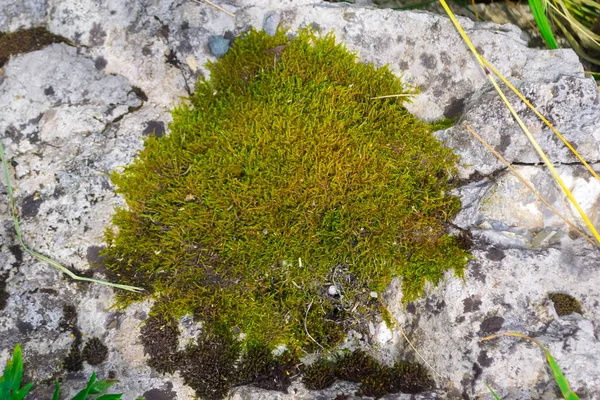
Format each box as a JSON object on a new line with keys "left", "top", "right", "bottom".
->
{"left": 389, "top": 361, "right": 435, "bottom": 394}
{"left": 139, "top": 313, "right": 181, "bottom": 374}
{"left": 0, "top": 27, "right": 69, "bottom": 67}
{"left": 548, "top": 293, "right": 583, "bottom": 316}
{"left": 59, "top": 304, "right": 83, "bottom": 372}
{"left": 355, "top": 360, "right": 434, "bottom": 398}
{"left": 357, "top": 367, "right": 392, "bottom": 399}
{"left": 103, "top": 28, "right": 467, "bottom": 350}
{"left": 302, "top": 358, "right": 336, "bottom": 390}
{"left": 335, "top": 349, "right": 379, "bottom": 382}
{"left": 428, "top": 117, "right": 459, "bottom": 131}
{"left": 82, "top": 337, "right": 109, "bottom": 366}
{"left": 179, "top": 322, "right": 241, "bottom": 400}
{"left": 237, "top": 342, "right": 299, "bottom": 392}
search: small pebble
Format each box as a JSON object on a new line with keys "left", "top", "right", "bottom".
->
{"left": 369, "top": 291, "right": 378, "bottom": 299}
{"left": 263, "top": 12, "right": 281, "bottom": 37}
{"left": 328, "top": 285, "right": 338, "bottom": 296}
{"left": 208, "top": 35, "right": 230, "bottom": 57}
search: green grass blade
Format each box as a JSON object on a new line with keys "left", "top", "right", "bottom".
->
{"left": 485, "top": 383, "right": 501, "bottom": 399}
{"left": 545, "top": 351, "right": 580, "bottom": 399}
{"left": 0, "top": 139, "right": 144, "bottom": 293}
{"left": 528, "top": 0, "right": 559, "bottom": 48}
{"left": 0, "top": 344, "right": 33, "bottom": 400}
{"left": 52, "top": 380, "right": 60, "bottom": 400}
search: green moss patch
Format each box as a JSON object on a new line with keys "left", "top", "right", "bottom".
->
{"left": 103, "top": 28, "right": 467, "bottom": 349}
{"left": 548, "top": 293, "right": 583, "bottom": 316}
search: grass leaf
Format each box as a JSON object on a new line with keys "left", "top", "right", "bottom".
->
{"left": 545, "top": 351, "right": 580, "bottom": 399}
{"left": 485, "top": 383, "right": 502, "bottom": 400}
{"left": 0, "top": 344, "right": 33, "bottom": 400}
{"left": 528, "top": 0, "right": 559, "bottom": 48}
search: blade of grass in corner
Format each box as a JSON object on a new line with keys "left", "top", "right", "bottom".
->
{"left": 480, "top": 332, "right": 580, "bottom": 399}
{"left": 486, "top": 384, "right": 501, "bottom": 400}
{"left": 439, "top": 0, "right": 600, "bottom": 245}
{"left": 529, "top": 0, "right": 559, "bottom": 48}
{"left": 0, "top": 140, "right": 144, "bottom": 293}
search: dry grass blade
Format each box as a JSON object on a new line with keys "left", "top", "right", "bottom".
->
{"left": 370, "top": 94, "right": 414, "bottom": 99}
{"left": 438, "top": 0, "right": 600, "bottom": 244}
{"left": 0, "top": 140, "right": 144, "bottom": 293}
{"left": 466, "top": 125, "right": 600, "bottom": 248}
{"left": 383, "top": 304, "right": 445, "bottom": 380}
{"left": 189, "top": 0, "right": 235, "bottom": 17}
{"left": 548, "top": 0, "right": 600, "bottom": 46}
{"left": 480, "top": 59, "right": 600, "bottom": 183}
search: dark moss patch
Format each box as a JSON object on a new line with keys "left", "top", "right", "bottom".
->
{"left": 60, "top": 304, "right": 84, "bottom": 372}
{"left": 355, "top": 361, "right": 434, "bottom": 398}
{"left": 139, "top": 313, "right": 181, "bottom": 374}
{"left": 237, "top": 342, "right": 299, "bottom": 392}
{"left": 302, "top": 359, "right": 336, "bottom": 390}
{"left": 0, "top": 27, "right": 69, "bottom": 67}
{"left": 389, "top": 361, "right": 435, "bottom": 394}
{"left": 82, "top": 337, "right": 109, "bottom": 365}
{"left": 335, "top": 350, "right": 379, "bottom": 382}
{"left": 179, "top": 323, "right": 241, "bottom": 400}
{"left": 549, "top": 293, "right": 583, "bottom": 316}
{"left": 0, "top": 276, "right": 8, "bottom": 311}
{"left": 357, "top": 368, "right": 392, "bottom": 399}
{"left": 104, "top": 27, "right": 467, "bottom": 352}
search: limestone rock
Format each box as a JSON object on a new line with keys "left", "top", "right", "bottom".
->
{"left": 1, "top": 1, "right": 599, "bottom": 399}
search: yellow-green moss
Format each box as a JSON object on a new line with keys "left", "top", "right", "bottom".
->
{"left": 549, "top": 293, "right": 583, "bottom": 316}
{"left": 102, "top": 28, "right": 468, "bottom": 350}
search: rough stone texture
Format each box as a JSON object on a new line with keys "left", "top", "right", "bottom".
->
{"left": 437, "top": 76, "right": 600, "bottom": 178}
{"left": 1, "top": 1, "right": 600, "bottom": 399}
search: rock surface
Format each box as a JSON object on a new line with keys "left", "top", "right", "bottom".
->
{"left": 1, "top": 1, "right": 600, "bottom": 399}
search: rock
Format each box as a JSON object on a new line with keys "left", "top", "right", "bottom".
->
{"left": 263, "top": 11, "right": 281, "bottom": 36}
{"left": 1, "top": 0, "right": 599, "bottom": 399}
{"left": 436, "top": 76, "right": 600, "bottom": 179}
{"left": 208, "top": 35, "right": 231, "bottom": 57}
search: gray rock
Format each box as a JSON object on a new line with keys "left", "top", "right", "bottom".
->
{"left": 1, "top": 1, "right": 600, "bottom": 399}
{"left": 208, "top": 35, "right": 231, "bottom": 57}
{"left": 436, "top": 76, "right": 600, "bottom": 179}
{"left": 263, "top": 11, "right": 281, "bottom": 36}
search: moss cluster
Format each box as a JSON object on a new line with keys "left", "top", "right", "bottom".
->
{"left": 335, "top": 350, "right": 379, "bottom": 382}
{"left": 304, "top": 351, "right": 434, "bottom": 398}
{"left": 548, "top": 293, "right": 583, "bottom": 316}
{"left": 140, "top": 315, "right": 299, "bottom": 399}
{"left": 59, "top": 304, "right": 84, "bottom": 372}
{"left": 303, "top": 359, "right": 336, "bottom": 390}
{"left": 0, "top": 27, "right": 69, "bottom": 67}
{"left": 82, "top": 337, "right": 109, "bottom": 366}
{"left": 103, "top": 28, "right": 467, "bottom": 349}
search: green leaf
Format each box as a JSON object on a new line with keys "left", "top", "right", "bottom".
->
{"left": 545, "top": 351, "right": 580, "bottom": 400}
{"left": 528, "top": 0, "right": 559, "bottom": 49}
{"left": 52, "top": 380, "right": 61, "bottom": 400}
{"left": 10, "top": 384, "right": 34, "bottom": 400}
{"left": 87, "top": 379, "right": 118, "bottom": 395}
{"left": 0, "top": 344, "right": 33, "bottom": 400}
{"left": 71, "top": 372, "right": 97, "bottom": 400}
{"left": 95, "top": 394, "right": 123, "bottom": 400}
{"left": 485, "top": 383, "right": 501, "bottom": 400}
